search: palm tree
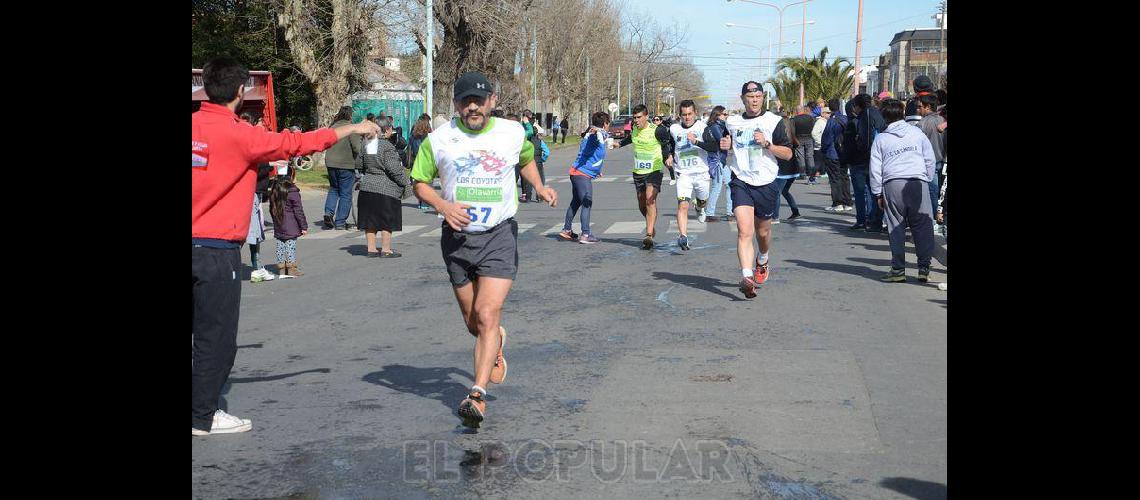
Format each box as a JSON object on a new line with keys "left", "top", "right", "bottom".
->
{"left": 768, "top": 73, "right": 800, "bottom": 113}
{"left": 771, "top": 47, "right": 855, "bottom": 106}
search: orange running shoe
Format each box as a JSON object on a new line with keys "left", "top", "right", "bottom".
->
{"left": 458, "top": 391, "right": 486, "bottom": 428}
{"left": 753, "top": 261, "right": 770, "bottom": 285}
{"left": 490, "top": 326, "right": 507, "bottom": 384}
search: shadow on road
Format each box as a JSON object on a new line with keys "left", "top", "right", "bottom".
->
{"left": 229, "top": 368, "right": 331, "bottom": 384}
{"left": 338, "top": 244, "right": 372, "bottom": 257}
{"left": 785, "top": 258, "right": 881, "bottom": 281}
{"left": 879, "top": 477, "right": 947, "bottom": 500}
{"left": 847, "top": 256, "right": 894, "bottom": 268}
{"left": 362, "top": 365, "right": 489, "bottom": 411}
{"left": 652, "top": 271, "right": 747, "bottom": 302}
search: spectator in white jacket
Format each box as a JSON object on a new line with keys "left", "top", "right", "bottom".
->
{"left": 870, "top": 98, "right": 937, "bottom": 284}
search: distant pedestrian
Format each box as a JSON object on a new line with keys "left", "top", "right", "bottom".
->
{"left": 323, "top": 106, "right": 363, "bottom": 230}
{"left": 520, "top": 110, "right": 546, "bottom": 202}
{"left": 774, "top": 114, "right": 803, "bottom": 223}
{"left": 809, "top": 105, "right": 828, "bottom": 184}
{"left": 869, "top": 99, "right": 937, "bottom": 283}
{"left": 561, "top": 111, "right": 611, "bottom": 243}
{"left": 269, "top": 169, "right": 309, "bottom": 276}
{"left": 914, "top": 93, "right": 944, "bottom": 225}
{"left": 703, "top": 105, "right": 733, "bottom": 221}
{"left": 821, "top": 98, "right": 852, "bottom": 212}
{"left": 551, "top": 115, "right": 561, "bottom": 144}
{"left": 844, "top": 93, "right": 887, "bottom": 232}
{"left": 409, "top": 113, "right": 433, "bottom": 211}
{"left": 791, "top": 105, "right": 816, "bottom": 188}
{"left": 905, "top": 75, "right": 935, "bottom": 126}
{"left": 358, "top": 117, "right": 409, "bottom": 258}
{"left": 559, "top": 116, "right": 569, "bottom": 143}
{"left": 248, "top": 161, "right": 276, "bottom": 282}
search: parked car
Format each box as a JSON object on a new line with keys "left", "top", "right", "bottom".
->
{"left": 608, "top": 115, "right": 633, "bottom": 139}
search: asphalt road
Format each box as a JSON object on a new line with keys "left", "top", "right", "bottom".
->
{"left": 192, "top": 142, "right": 947, "bottom": 499}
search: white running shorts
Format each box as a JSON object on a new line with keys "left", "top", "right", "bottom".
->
{"left": 676, "top": 173, "right": 711, "bottom": 203}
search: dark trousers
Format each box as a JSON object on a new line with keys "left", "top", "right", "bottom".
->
{"left": 825, "top": 158, "right": 852, "bottom": 206}
{"left": 521, "top": 162, "right": 546, "bottom": 200}
{"left": 849, "top": 164, "right": 884, "bottom": 228}
{"left": 192, "top": 245, "right": 242, "bottom": 431}
{"left": 564, "top": 175, "right": 594, "bottom": 234}
{"left": 882, "top": 179, "right": 936, "bottom": 270}
{"left": 773, "top": 177, "right": 800, "bottom": 218}
{"left": 324, "top": 167, "right": 356, "bottom": 227}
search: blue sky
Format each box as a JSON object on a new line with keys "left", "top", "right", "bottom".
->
{"left": 628, "top": 0, "right": 943, "bottom": 105}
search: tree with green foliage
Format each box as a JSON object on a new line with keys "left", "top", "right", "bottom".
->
{"left": 191, "top": 0, "right": 319, "bottom": 130}
{"left": 770, "top": 47, "right": 854, "bottom": 108}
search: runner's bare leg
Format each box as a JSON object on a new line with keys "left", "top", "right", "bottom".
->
{"left": 735, "top": 205, "right": 756, "bottom": 269}
{"left": 677, "top": 199, "right": 689, "bottom": 236}
{"left": 645, "top": 184, "right": 659, "bottom": 236}
{"left": 467, "top": 277, "right": 512, "bottom": 389}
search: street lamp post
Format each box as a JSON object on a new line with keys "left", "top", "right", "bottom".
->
{"left": 727, "top": 0, "right": 814, "bottom": 106}
{"left": 725, "top": 23, "right": 810, "bottom": 80}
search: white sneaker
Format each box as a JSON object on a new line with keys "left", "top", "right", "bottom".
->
{"left": 698, "top": 212, "right": 707, "bottom": 223}
{"left": 669, "top": 179, "right": 677, "bottom": 186}
{"left": 250, "top": 269, "right": 275, "bottom": 283}
{"left": 771, "top": 219, "right": 781, "bottom": 225}
{"left": 937, "top": 282, "right": 947, "bottom": 291}
{"left": 193, "top": 410, "right": 252, "bottom": 436}
{"left": 824, "top": 206, "right": 838, "bottom": 212}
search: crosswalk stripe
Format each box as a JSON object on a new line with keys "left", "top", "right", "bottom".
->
{"left": 517, "top": 223, "right": 536, "bottom": 233}
{"left": 353, "top": 225, "right": 427, "bottom": 238}
{"left": 667, "top": 220, "right": 707, "bottom": 234}
{"left": 594, "top": 177, "right": 617, "bottom": 182}
{"left": 603, "top": 221, "right": 647, "bottom": 234}
{"left": 420, "top": 227, "right": 442, "bottom": 237}
{"left": 306, "top": 230, "right": 350, "bottom": 240}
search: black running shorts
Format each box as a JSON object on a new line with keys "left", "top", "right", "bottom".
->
{"left": 441, "top": 218, "right": 519, "bottom": 287}
{"left": 632, "top": 170, "right": 664, "bottom": 192}
{"left": 729, "top": 175, "right": 779, "bottom": 220}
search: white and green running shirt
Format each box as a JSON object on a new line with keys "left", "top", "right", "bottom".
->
{"left": 411, "top": 117, "right": 535, "bottom": 233}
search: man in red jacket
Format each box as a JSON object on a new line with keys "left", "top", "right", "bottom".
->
{"left": 192, "top": 57, "right": 379, "bottom": 436}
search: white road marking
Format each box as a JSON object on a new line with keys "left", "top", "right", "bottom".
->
{"left": 603, "top": 221, "right": 648, "bottom": 234}
{"left": 667, "top": 220, "right": 707, "bottom": 234}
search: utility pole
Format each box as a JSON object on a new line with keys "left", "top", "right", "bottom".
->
{"left": 617, "top": 64, "right": 621, "bottom": 116}
{"left": 425, "top": 0, "right": 433, "bottom": 115}
{"left": 852, "top": 0, "right": 863, "bottom": 97}
{"left": 532, "top": 26, "right": 538, "bottom": 113}
{"left": 937, "top": 2, "right": 946, "bottom": 87}
{"left": 627, "top": 72, "right": 632, "bottom": 115}
{"left": 798, "top": 3, "right": 806, "bottom": 106}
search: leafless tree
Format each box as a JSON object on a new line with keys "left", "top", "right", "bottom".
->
{"left": 277, "top": 0, "right": 381, "bottom": 125}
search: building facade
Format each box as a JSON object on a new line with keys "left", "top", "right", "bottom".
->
{"left": 885, "top": 28, "right": 946, "bottom": 98}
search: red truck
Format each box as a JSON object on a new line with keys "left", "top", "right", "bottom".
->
{"left": 192, "top": 69, "right": 277, "bottom": 131}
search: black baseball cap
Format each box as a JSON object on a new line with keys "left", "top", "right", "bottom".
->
{"left": 741, "top": 81, "right": 765, "bottom": 95}
{"left": 454, "top": 72, "right": 493, "bottom": 100}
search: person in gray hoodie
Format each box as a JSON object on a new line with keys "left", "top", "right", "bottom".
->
{"left": 870, "top": 99, "right": 937, "bottom": 283}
